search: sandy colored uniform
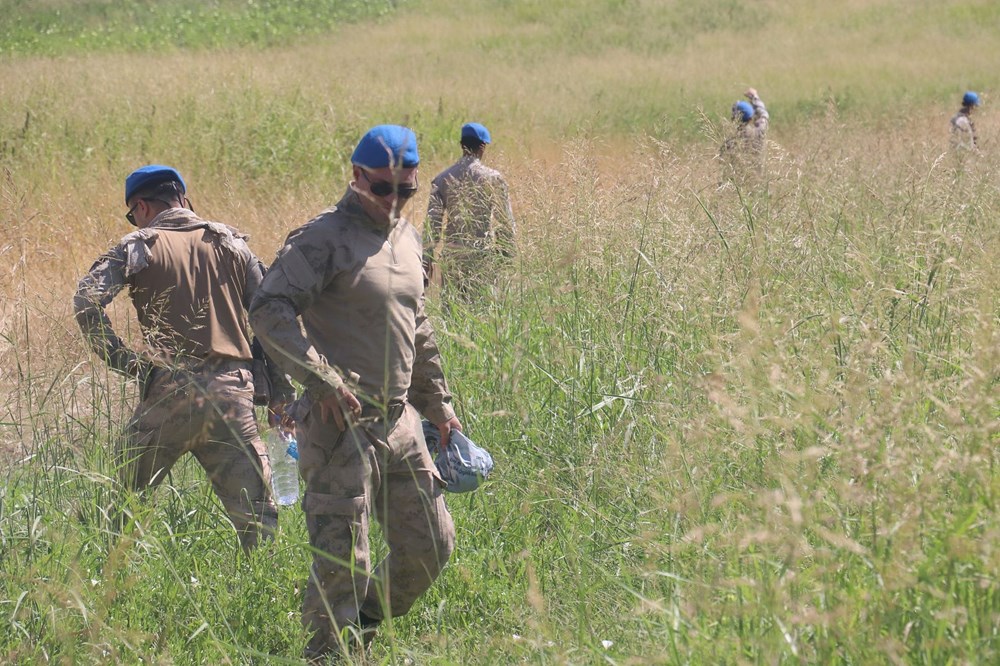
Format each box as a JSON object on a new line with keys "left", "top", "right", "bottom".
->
{"left": 720, "top": 93, "right": 770, "bottom": 180}
{"left": 950, "top": 109, "right": 977, "bottom": 151}
{"left": 74, "top": 207, "right": 285, "bottom": 550}
{"left": 248, "top": 188, "right": 456, "bottom": 656}
{"left": 425, "top": 155, "right": 515, "bottom": 291}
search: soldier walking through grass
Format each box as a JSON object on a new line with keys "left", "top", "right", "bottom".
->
{"left": 248, "top": 125, "right": 461, "bottom": 662}
{"left": 720, "top": 87, "right": 769, "bottom": 182}
{"left": 424, "top": 122, "right": 515, "bottom": 299}
{"left": 950, "top": 91, "right": 980, "bottom": 152}
{"left": 73, "top": 165, "right": 291, "bottom": 551}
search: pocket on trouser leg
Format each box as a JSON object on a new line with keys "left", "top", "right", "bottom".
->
{"left": 303, "top": 492, "right": 370, "bottom": 574}
{"left": 302, "top": 492, "right": 373, "bottom": 641}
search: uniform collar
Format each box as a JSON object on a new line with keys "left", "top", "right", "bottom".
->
{"left": 143, "top": 207, "right": 247, "bottom": 240}
{"left": 146, "top": 207, "right": 203, "bottom": 230}
{"left": 338, "top": 186, "right": 403, "bottom": 233}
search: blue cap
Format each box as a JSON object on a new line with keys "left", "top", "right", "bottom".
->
{"left": 124, "top": 165, "right": 186, "bottom": 204}
{"left": 460, "top": 122, "right": 491, "bottom": 145}
{"left": 351, "top": 125, "right": 419, "bottom": 169}
{"left": 732, "top": 100, "right": 754, "bottom": 123}
{"left": 963, "top": 91, "right": 980, "bottom": 107}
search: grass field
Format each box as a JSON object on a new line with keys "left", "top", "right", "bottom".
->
{"left": 1, "top": 0, "right": 999, "bottom": 663}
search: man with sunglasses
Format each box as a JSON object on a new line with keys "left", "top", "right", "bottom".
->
{"left": 249, "top": 125, "right": 461, "bottom": 662}
{"left": 424, "top": 122, "right": 516, "bottom": 299}
{"left": 73, "top": 164, "right": 291, "bottom": 551}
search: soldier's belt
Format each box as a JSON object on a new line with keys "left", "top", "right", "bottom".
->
{"left": 166, "top": 358, "right": 253, "bottom": 375}
{"left": 359, "top": 400, "right": 406, "bottom": 424}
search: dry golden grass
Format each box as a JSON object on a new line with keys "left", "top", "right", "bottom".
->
{"left": 1, "top": 2, "right": 998, "bottom": 661}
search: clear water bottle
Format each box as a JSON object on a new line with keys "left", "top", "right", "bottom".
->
{"left": 266, "top": 428, "right": 300, "bottom": 506}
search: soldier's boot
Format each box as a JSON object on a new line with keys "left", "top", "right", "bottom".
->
{"left": 304, "top": 613, "right": 381, "bottom": 665}
{"left": 357, "top": 611, "right": 381, "bottom": 652}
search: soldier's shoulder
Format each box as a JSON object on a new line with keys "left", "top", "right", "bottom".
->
{"left": 207, "top": 219, "right": 250, "bottom": 240}
{"left": 115, "top": 227, "right": 157, "bottom": 249}
{"left": 289, "top": 206, "right": 336, "bottom": 234}
{"left": 434, "top": 162, "right": 462, "bottom": 184}
{"left": 472, "top": 161, "right": 505, "bottom": 181}
{"left": 285, "top": 205, "right": 362, "bottom": 248}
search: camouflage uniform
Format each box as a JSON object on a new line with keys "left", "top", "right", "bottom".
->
{"left": 720, "top": 92, "right": 769, "bottom": 180}
{"left": 248, "top": 187, "right": 456, "bottom": 657}
{"left": 950, "top": 108, "right": 978, "bottom": 151}
{"left": 425, "top": 155, "right": 515, "bottom": 295}
{"left": 74, "top": 207, "right": 288, "bottom": 550}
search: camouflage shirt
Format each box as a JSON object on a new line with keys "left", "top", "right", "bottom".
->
{"left": 425, "top": 155, "right": 515, "bottom": 261}
{"left": 721, "top": 92, "right": 769, "bottom": 156}
{"left": 74, "top": 207, "right": 291, "bottom": 398}
{"left": 248, "top": 188, "right": 456, "bottom": 425}
{"left": 950, "top": 109, "right": 977, "bottom": 150}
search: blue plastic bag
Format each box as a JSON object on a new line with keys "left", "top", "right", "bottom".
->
{"left": 422, "top": 420, "right": 494, "bottom": 493}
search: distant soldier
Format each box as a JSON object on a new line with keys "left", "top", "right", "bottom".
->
{"left": 424, "top": 122, "right": 515, "bottom": 298}
{"left": 951, "top": 91, "right": 980, "bottom": 152}
{"left": 720, "top": 87, "right": 769, "bottom": 181}
{"left": 74, "top": 165, "right": 291, "bottom": 551}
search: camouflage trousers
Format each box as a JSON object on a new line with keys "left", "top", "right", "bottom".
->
{"left": 117, "top": 365, "right": 277, "bottom": 550}
{"left": 437, "top": 245, "right": 507, "bottom": 305}
{"left": 299, "top": 401, "right": 455, "bottom": 658}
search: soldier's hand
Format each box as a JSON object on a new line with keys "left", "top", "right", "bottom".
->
{"left": 318, "top": 387, "right": 362, "bottom": 431}
{"left": 436, "top": 416, "right": 463, "bottom": 451}
{"left": 268, "top": 401, "right": 293, "bottom": 431}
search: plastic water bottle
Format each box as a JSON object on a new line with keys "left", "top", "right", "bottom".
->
{"left": 266, "top": 428, "right": 300, "bottom": 506}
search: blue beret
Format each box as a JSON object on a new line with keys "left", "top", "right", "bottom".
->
{"left": 732, "top": 101, "right": 754, "bottom": 123}
{"left": 351, "top": 125, "right": 419, "bottom": 169}
{"left": 963, "top": 91, "right": 980, "bottom": 107}
{"left": 125, "top": 165, "right": 186, "bottom": 204}
{"left": 460, "top": 122, "right": 491, "bottom": 144}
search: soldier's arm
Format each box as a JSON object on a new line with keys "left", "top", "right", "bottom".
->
{"left": 747, "top": 89, "right": 769, "bottom": 128}
{"left": 72, "top": 248, "right": 149, "bottom": 378}
{"left": 244, "top": 253, "right": 296, "bottom": 404}
{"left": 492, "top": 176, "right": 516, "bottom": 257}
{"left": 424, "top": 178, "right": 446, "bottom": 267}
{"left": 408, "top": 292, "right": 456, "bottom": 425}
{"left": 248, "top": 238, "right": 346, "bottom": 400}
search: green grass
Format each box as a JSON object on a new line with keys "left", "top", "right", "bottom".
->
{"left": 1, "top": 0, "right": 999, "bottom": 663}
{"left": 0, "top": 0, "right": 399, "bottom": 55}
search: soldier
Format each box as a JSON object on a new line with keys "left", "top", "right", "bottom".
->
{"left": 720, "top": 87, "right": 769, "bottom": 181}
{"left": 248, "top": 125, "right": 461, "bottom": 662}
{"left": 74, "top": 165, "right": 290, "bottom": 551}
{"left": 951, "top": 91, "right": 980, "bottom": 151}
{"left": 424, "top": 122, "right": 515, "bottom": 298}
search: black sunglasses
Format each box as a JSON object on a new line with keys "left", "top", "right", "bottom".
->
{"left": 361, "top": 170, "right": 419, "bottom": 199}
{"left": 125, "top": 202, "right": 140, "bottom": 226}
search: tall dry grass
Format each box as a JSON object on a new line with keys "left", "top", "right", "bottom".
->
{"left": 1, "top": 0, "right": 998, "bottom": 662}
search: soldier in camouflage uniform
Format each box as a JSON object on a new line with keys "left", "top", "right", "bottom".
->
{"left": 248, "top": 125, "right": 461, "bottom": 662}
{"left": 951, "top": 91, "right": 980, "bottom": 152}
{"left": 424, "top": 122, "right": 515, "bottom": 298}
{"left": 74, "top": 165, "right": 291, "bottom": 551}
{"left": 720, "top": 87, "right": 769, "bottom": 182}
